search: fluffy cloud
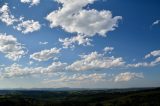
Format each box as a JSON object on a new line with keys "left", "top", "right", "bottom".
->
{"left": 59, "top": 34, "right": 92, "bottom": 48}
{"left": 46, "top": 0, "right": 122, "bottom": 37}
{"left": 103, "top": 46, "right": 114, "bottom": 53}
{"left": 0, "top": 33, "right": 26, "bottom": 61}
{"left": 20, "top": 0, "right": 40, "bottom": 6}
{"left": 0, "top": 4, "right": 41, "bottom": 34}
{"left": 43, "top": 73, "right": 106, "bottom": 83}
{"left": 114, "top": 72, "right": 144, "bottom": 82}
{"left": 14, "top": 20, "right": 41, "bottom": 34}
{"left": 0, "top": 3, "right": 18, "bottom": 25}
{"left": 67, "top": 51, "right": 125, "bottom": 71}
{"left": 0, "top": 62, "right": 67, "bottom": 78}
{"left": 30, "top": 48, "right": 60, "bottom": 62}
{"left": 47, "top": 0, "right": 122, "bottom": 48}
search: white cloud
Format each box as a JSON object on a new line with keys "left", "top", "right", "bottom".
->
{"left": 46, "top": 0, "right": 122, "bottom": 37}
{"left": 67, "top": 51, "right": 125, "bottom": 71}
{"left": 0, "top": 33, "right": 26, "bottom": 61}
{"left": 0, "top": 62, "right": 67, "bottom": 79}
{"left": 145, "top": 50, "right": 160, "bottom": 59}
{"left": 59, "top": 34, "right": 92, "bottom": 48}
{"left": 30, "top": 48, "right": 60, "bottom": 62}
{"left": 0, "top": 4, "right": 41, "bottom": 34}
{"left": 14, "top": 20, "right": 41, "bottom": 34}
{"left": 20, "top": 0, "right": 40, "bottom": 6}
{"left": 39, "top": 41, "right": 48, "bottom": 45}
{"left": 47, "top": 0, "right": 122, "bottom": 48}
{"left": 128, "top": 62, "right": 153, "bottom": 68}
{"left": 128, "top": 49, "right": 160, "bottom": 68}
{"left": 43, "top": 73, "right": 106, "bottom": 83}
{"left": 150, "top": 57, "right": 160, "bottom": 66}
{"left": 114, "top": 72, "right": 144, "bottom": 82}
{"left": 0, "top": 3, "right": 18, "bottom": 25}
{"left": 103, "top": 46, "right": 114, "bottom": 53}
{"left": 152, "top": 20, "right": 160, "bottom": 26}
{"left": 128, "top": 59, "right": 160, "bottom": 68}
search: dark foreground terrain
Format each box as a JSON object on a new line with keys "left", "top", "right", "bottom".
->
{"left": 0, "top": 87, "right": 160, "bottom": 106}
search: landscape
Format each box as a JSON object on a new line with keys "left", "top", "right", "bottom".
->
{"left": 0, "top": 87, "right": 160, "bottom": 106}
{"left": 0, "top": 0, "right": 160, "bottom": 105}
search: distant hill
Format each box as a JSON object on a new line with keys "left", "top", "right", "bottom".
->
{"left": 0, "top": 87, "right": 160, "bottom": 106}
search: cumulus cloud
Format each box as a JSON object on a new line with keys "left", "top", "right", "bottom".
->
{"left": 59, "top": 34, "right": 92, "bottom": 48}
{"left": 30, "top": 48, "right": 60, "bottom": 62}
{"left": 20, "top": 0, "right": 40, "bottom": 6}
{"left": 46, "top": 0, "right": 122, "bottom": 48}
{"left": 43, "top": 73, "right": 106, "bottom": 83}
{"left": 0, "top": 62, "right": 67, "bottom": 79}
{"left": 67, "top": 51, "right": 125, "bottom": 71}
{"left": 46, "top": 0, "right": 122, "bottom": 37}
{"left": 14, "top": 20, "right": 41, "bottom": 34}
{"left": 103, "top": 46, "right": 114, "bottom": 53}
{"left": 0, "top": 4, "right": 41, "bottom": 34}
{"left": 114, "top": 72, "right": 144, "bottom": 82}
{"left": 0, "top": 3, "right": 18, "bottom": 25}
{"left": 0, "top": 33, "right": 26, "bottom": 61}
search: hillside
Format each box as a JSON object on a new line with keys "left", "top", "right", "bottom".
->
{"left": 0, "top": 88, "right": 160, "bottom": 106}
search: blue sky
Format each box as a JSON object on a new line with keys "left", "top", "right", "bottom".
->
{"left": 0, "top": 0, "right": 160, "bottom": 88}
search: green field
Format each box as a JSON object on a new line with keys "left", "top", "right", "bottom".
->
{"left": 0, "top": 88, "right": 160, "bottom": 106}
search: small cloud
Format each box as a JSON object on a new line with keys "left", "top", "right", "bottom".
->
{"left": 152, "top": 20, "right": 160, "bottom": 26}
{"left": 0, "top": 3, "right": 18, "bottom": 26}
{"left": 0, "top": 33, "right": 27, "bottom": 61}
{"left": 59, "top": 34, "right": 92, "bottom": 48}
{"left": 39, "top": 41, "right": 48, "bottom": 45}
{"left": 114, "top": 72, "right": 144, "bottom": 82}
{"left": 145, "top": 50, "right": 160, "bottom": 59}
{"left": 14, "top": 20, "right": 41, "bottom": 34}
{"left": 103, "top": 46, "right": 114, "bottom": 53}
{"left": 12, "top": 6, "right": 16, "bottom": 9}
{"left": 20, "top": 0, "right": 40, "bottom": 6}
{"left": 30, "top": 48, "right": 60, "bottom": 62}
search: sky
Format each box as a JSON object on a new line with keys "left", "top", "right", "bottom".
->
{"left": 0, "top": 0, "right": 160, "bottom": 89}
